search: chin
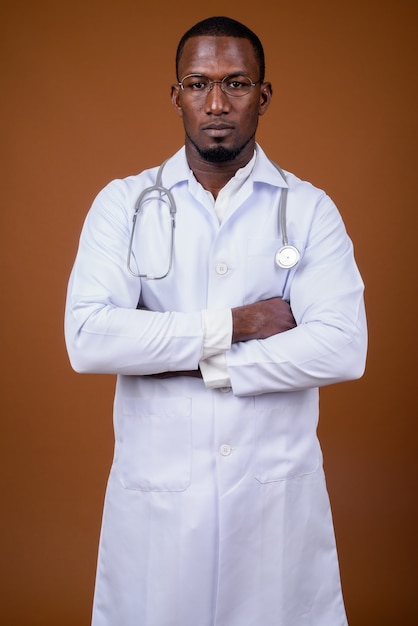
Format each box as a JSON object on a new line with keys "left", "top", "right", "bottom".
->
{"left": 198, "top": 145, "right": 242, "bottom": 163}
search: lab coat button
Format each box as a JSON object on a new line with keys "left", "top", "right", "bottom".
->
{"left": 215, "top": 262, "right": 228, "bottom": 275}
{"left": 220, "top": 444, "right": 232, "bottom": 456}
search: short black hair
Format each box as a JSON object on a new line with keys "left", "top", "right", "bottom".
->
{"left": 176, "top": 16, "right": 265, "bottom": 82}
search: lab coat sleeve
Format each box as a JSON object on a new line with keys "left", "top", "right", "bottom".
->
{"left": 64, "top": 181, "right": 204, "bottom": 375}
{"left": 226, "top": 193, "right": 368, "bottom": 396}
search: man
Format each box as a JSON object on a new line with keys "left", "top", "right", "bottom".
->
{"left": 65, "top": 16, "right": 367, "bottom": 626}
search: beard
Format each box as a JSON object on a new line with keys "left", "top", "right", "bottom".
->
{"left": 196, "top": 145, "right": 241, "bottom": 163}
{"left": 187, "top": 133, "right": 254, "bottom": 163}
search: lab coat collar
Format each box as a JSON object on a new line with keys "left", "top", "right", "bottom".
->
{"left": 161, "top": 144, "right": 288, "bottom": 189}
{"left": 253, "top": 144, "right": 289, "bottom": 188}
{"left": 160, "top": 148, "right": 190, "bottom": 188}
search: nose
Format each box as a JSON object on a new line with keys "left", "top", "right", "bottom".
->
{"left": 206, "top": 82, "right": 230, "bottom": 113}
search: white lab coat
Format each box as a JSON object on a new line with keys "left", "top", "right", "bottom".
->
{"left": 65, "top": 145, "right": 367, "bottom": 626}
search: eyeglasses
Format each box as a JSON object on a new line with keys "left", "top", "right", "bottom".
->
{"left": 178, "top": 74, "right": 260, "bottom": 98}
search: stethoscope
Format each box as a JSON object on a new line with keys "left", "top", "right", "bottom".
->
{"left": 272, "top": 162, "right": 301, "bottom": 270}
{"left": 127, "top": 159, "right": 175, "bottom": 279}
{"left": 127, "top": 159, "right": 300, "bottom": 278}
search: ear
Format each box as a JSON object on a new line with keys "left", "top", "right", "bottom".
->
{"left": 258, "top": 82, "right": 273, "bottom": 117}
{"left": 171, "top": 84, "right": 183, "bottom": 117}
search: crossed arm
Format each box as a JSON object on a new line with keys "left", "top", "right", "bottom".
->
{"left": 147, "top": 297, "right": 296, "bottom": 378}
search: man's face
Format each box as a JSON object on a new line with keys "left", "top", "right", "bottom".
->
{"left": 171, "top": 36, "right": 272, "bottom": 163}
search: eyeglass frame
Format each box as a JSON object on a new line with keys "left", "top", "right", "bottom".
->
{"left": 177, "top": 73, "right": 261, "bottom": 98}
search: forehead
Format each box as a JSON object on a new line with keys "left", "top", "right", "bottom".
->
{"left": 178, "top": 36, "right": 259, "bottom": 78}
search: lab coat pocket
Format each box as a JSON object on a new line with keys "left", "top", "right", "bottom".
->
{"left": 254, "top": 395, "right": 320, "bottom": 482}
{"left": 246, "top": 238, "right": 288, "bottom": 299}
{"left": 117, "top": 397, "right": 192, "bottom": 492}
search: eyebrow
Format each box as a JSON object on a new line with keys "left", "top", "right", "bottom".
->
{"left": 182, "top": 70, "right": 251, "bottom": 78}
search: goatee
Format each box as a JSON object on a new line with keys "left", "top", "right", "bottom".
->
{"left": 197, "top": 145, "right": 242, "bottom": 163}
{"left": 187, "top": 133, "right": 254, "bottom": 164}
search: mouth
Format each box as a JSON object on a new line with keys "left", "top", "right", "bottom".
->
{"left": 202, "top": 123, "right": 234, "bottom": 138}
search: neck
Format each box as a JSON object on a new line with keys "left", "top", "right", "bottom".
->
{"left": 185, "top": 139, "right": 255, "bottom": 199}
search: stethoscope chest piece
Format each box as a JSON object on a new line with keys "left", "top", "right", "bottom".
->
{"left": 275, "top": 245, "right": 300, "bottom": 269}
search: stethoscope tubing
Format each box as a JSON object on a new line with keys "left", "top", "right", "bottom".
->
{"left": 127, "top": 158, "right": 300, "bottom": 278}
{"left": 127, "top": 161, "right": 176, "bottom": 278}
{"left": 272, "top": 162, "right": 300, "bottom": 269}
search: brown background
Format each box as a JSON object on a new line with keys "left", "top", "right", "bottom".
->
{"left": 1, "top": 1, "right": 417, "bottom": 624}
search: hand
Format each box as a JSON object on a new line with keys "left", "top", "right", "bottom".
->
{"left": 232, "top": 297, "right": 296, "bottom": 343}
{"left": 144, "top": 370, "right": 202, "bottom": 379}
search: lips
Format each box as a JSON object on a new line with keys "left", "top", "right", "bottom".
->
{"left": 204, "top": 123, "right": 233, "bottom": 130}
{"left": 202, "top": 123, "right": 234, "bottom": 137}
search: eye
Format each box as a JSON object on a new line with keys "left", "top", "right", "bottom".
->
{"left": 222, "top": 75, "right": 253, "bottom": 96}
{"left": 228, "top": 80, "right": 246, "bottom": 90}
{"left": 191, "top": 80, "right": 207, "bottom": 91}
{"left": 182, "top": 76, "right": 209, "bottom": 91}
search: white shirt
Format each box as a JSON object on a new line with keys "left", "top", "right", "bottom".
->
{"left": 200, "top": 151, "right": 257, "bottom": 388}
